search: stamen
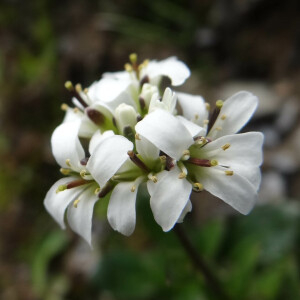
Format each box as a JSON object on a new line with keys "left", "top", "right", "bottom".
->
{"left": 83, "top": 88, "right": 89, "bottom": 94}
{"left": 131, "top": 185, "right": 136, "bottom": 192}
{"left": 178, "top": 161, "right": 188, "bottom": 179}
{"left": 73, "top": 108, "right": 79, "bottom": 113}
{"left": 148, "top": 173, "right": 158, "bottom": 183}
{"left": 221, "top": 114, "right": 227, "bottom": 120}
{"left": 129, "top": 53, "right": 137, "bottom": 64}
{"left": 56, "top": 184, "right": 67, "bottom": 193}
{"left": 66, "top": 178, "right": 92, "bottom": 189}
{"left": 75, "top": 83, "right": 82, "bottom": 93}
{"left": 215, "top": 126, "right": 222, "bottom": 131}
{"left": 225, "top": 170, "right": 234, "bottom": 176}
{"left": 222, "top": 143, "right": 230, "bottom": 151}
{"left": 193, "top": 182, "right": 204, "bottom": 192}
{"left": 194, "top": 114, "right": 199, "bottom": 121}
{"left": 94, "top": 187, "right": 100, "bottom": 195}
{"left": 159, "top": 155, "right": 167, "bottom": 171}
{"left": 181, "top": 150, "right": 190, "bottom": 161}
{"left": 61, "top": 103, "right": 69, "bottom": 111}
{"left": 207, "top": 100, "right": 223, "bottom": 134}
{"left": 73, "top": 199, "right": 80, "bottom": 208}
{"left": 205, "top": 103, "right": 210, "bottom": 111}
{"left": 124, "top": 63, "right": 133, "bottom": 72}
{"left": 135, "top": 133, "right": 141, "bottom": 140}
{"left": 203, "top": 119, "right": 209, "bottom": 125}
{"left": 128, "top": 151, "right": 149, "bottom": 172}
{"left": 66, "top": 159, "right": 71, "bottom": 167}
{"left": 187, "top": 158, "right": 218, "bottom": 167}
{"left": 60, "top": 168, "right": 71, "bottom": 175}
{"left": 210, "top": 159, "right": 218, "bottom": 166}
{"left": 64, "top": 81, "right": 88, "bottom": 108}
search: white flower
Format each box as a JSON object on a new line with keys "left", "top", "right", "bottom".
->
{"left": 178, "top": 91, "right": 259, "bottom": 139}
{"left": 44, "top": 121, "right": 131, "bottom": 246}
{"left": 135, "top": 108, "right": 263, "bottom": 230}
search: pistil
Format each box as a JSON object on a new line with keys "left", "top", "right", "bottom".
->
{"left": 127, "top": 151, "right": 149, "bottom": 172}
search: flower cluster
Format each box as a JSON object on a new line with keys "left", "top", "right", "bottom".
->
{"left": 44, "top": 54, "right": 263, "bottom": 246}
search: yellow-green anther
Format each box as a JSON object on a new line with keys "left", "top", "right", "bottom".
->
{"left": 221, "top": 114, "right": 227, "bottom": 120}
{"left": 94, "top": 187, "right": 100, "bottom": 195}
{"left": 129, "top": 53, "right": 137, "bottom": 64}
{"left": 73, "top": 199, "right": 80, "bottom": 208}
{"left": 225, "top": 170, "right": 234, "bottom": 176}
{"left": 61, "top": 103, "right": 69, "bottom": 111}
{"left": 148, "top": 173, "right": 158, "bottom": 183}
{"left": 181, "top": 150, "right": 190, "bottom": 161}
{"left": 56, "top": 184, "right": 67, "bottom": 193}
{"left": 216, "top": 100, "right": 223, "bottom": 108}
{"left": 66, "top": 159, "right": 71, "bottom": 167}
{"left": 124, "top": 63, "right": 133, "bottom": 72}
{"left": 75, "top": 83, "right": 82, "bottom": 93}
{"left": 193, "top": 182, "right": 204, "bottom": 192}
{"left": 60, "top": 168, "right": 71, "bottom": 175}
{"left": 222, "top": 143, "right": 230, "bottom": 151}
{"left": 210, "top": 159, "right": 218, "bottom": 166}
{"left": 64, "top": 81, "right": 73, "bottom": 91}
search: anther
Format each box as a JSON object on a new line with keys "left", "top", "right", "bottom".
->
{"left": 181, "top": 150, "right": 190, "bottom": 161}
{"left": 128, "top": 151, "right": 149, "bottom": 172}
{"left": 80, "top": 170, "right": 87, "bottom": 177}
{"left": 222, "top": 143, "right": 230, "bottom": 151}
{"left": 225, "top": 170, "right": 234, "bottom": 176}
{"left": 56, "top": 184, "right": 67, "bottom": 193}
{"left": 94, "top": 187, "right": 100, "bottom": 195}
{"left": 221, "top": 114, "right": 226, "bottom": 120}
{"left": 187, "top": 158, "right": 217, "bottom": 167}
{"left": 178, "top": 172, "right": 187, "bottom": 179}
{"left": 73, "top": 199, "right": 80, "bottom": 208}
{"left": 205, "top": 103, "right": 210, "bottom": 111}
{"left": 66, "top": 159, "right": 71, "bottom": 167}
{"left": 211, "top": 160, "right": 218, "bottom": 166}
{"left": 193, "top": 182, "right": 204, "bottom": 192}
{"left": 135, "top": 133, "right": 141, "bottom": 140}
{"left": 203, "top": 119, "right": 209, "bottom": 125}
{"left": 207, "top": 100, "right": 223, "bottom": 134}
{"left": 60, "top": 168, "right": 71, "bottom": 175}
{"left": 65, "top": 80, "right": 88, "bottom": 108}
{"left": 148, "top": 173, "right": 158, "bottom": 183}
{"left": 131, "top": 185, "right": 136, "bottom": 192}
{"left": 83, "top": 88, "right": 89, "bottom": 94}
{"left": 75, "top": 83, "right": 82, "bottom": 93}
{"left": 124, "top": 63, "right": 133, "bottom": 72}
{"left": 129, "top": 53, "right": 137, "bottom": 64}
{"left": 215, "top": 127, "right": 222, "bottom": 131}
{"left": 64, "top": 81, "right": 73, "bottom": 91}
{"left": 216, "top": 100, "right": 223, "bottom": 108}
{"left": 61, "top": 103, "right": 69, "bottom": 111}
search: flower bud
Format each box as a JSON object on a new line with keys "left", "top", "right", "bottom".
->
{"left": 114, "top": 103, "right": 138, "bottom": 134}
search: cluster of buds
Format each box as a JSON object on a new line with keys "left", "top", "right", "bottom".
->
{"left": 44, "top": 54, "right": 263, "bottom": 246}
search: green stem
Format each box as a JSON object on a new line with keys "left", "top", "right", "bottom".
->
{"left": 174, "top": 224, "right": 231, "bottom": 300}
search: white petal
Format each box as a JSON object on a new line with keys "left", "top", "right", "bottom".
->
{"left": 51, "top": 121, "right": 85, "bottom": 172}
{"left": 67, "top": 185, "right": 98, "bottom": 247}
{"left": 144, "top": 57, "right": 190, "bottom": 86}
{"left": 135, "top": 109, "right": 193, "bottom": 160}
{"left": 177, "top": 200, "right": 192, "bottom": 223}
{"left": 177, "top": 92, "right": 208, "bottom": 126}
{"left": 208, "top": 91, "right": 258, "bottom": 139}
{"left": 201, "top": 132, "right": 264, "bottom": 167}
{"left": 44, "top": 177, "right": 84, "bottom": 229}
{"left": 88, "top": 77, "right": 131, "bottom": 103}
{"left": 198, "top": 167, "right": 258, "bottom": 214}
{"left": 148, "top": 167, "right": 192, "bottom": 231}
{"left": 107, "top": 180, "right": 139, "bottom": 236}
{"left": 86, "top": 135, "right": 133, "bottom": 188}
{"left": 177, "top": 116, "right": 206, "bottom": 137}
{"left": 78, "top": 115, "right": 99, "bottom": 138}
{"left": 89, "top": 130, "right": 115, "bottom": 155}
{"left": 136, "top": 135, "right": 159, "bottom": 162}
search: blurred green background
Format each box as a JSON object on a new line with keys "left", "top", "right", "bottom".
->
{"left": 0, "top": 0, "right": 300, "bottom": 299}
